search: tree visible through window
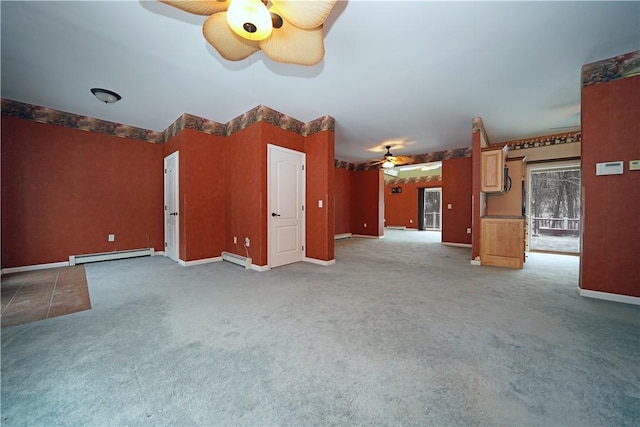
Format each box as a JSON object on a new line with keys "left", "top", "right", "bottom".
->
{"left": 530, "top": 167, "right": 581, "bottom": 253}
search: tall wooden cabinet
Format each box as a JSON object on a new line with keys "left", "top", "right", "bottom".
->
{"left": 480, "top": 148, "right": 527, "bottom": 269}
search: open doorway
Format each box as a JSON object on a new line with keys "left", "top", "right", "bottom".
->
{"left": 418, "top": 188, "right": 442, "bottom": 231}
{"left": 528, "top": 162, "right": 580, "bottom": 254}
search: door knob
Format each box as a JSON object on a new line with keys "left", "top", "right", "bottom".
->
{"left": 271, "top": 212, "right": 281, "bottom": 217}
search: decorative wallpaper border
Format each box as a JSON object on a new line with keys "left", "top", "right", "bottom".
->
{"left": 493, "top": 131, "right": 581, "bottom": 151}
{"left": 385, "top": 175, "right": 442, "bottom": 185}
{"left": 582, "top": 50, "right": 640, "bottom": 87}
{"left": 349, "top": 146, "right": 472, "bottom": 171}
{"left": 1, "top": 99, "right": 335, "bottom": 143}
{"left": 335, "top": 159, "right": 358, "bottom": 171}
{"left": 0, "top": 99, "right": 166, "bottom": 143}
{"left": 472, "top": 117, "right": 490, "bottom": 145}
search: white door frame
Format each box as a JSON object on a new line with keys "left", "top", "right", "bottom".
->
{"left": 526, "top": 159, "right": 580, "bottom": 253}
{"left": 423, "top": 187, "right": 442, "bottom": 231}
{"left": 164, "top": 151, "right": 179, "bottom": 261}
{"left": 267, "top": 144, "right": 306, "bottom": 268}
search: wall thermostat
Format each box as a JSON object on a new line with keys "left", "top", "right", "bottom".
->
{"left": 595, "top": 161, "right": 623, "bottom": 176}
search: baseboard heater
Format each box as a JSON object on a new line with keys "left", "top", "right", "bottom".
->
{"left": 386, "top": 225, "right": 406, "bottom": 230}
{"left": 221, "top": 251, "right": 252, "bottom": 269}
{"left": 335, "top": 233, "right": 352, "bottom": 240}
{"left": 69, "top": 248, "right": 154, "bottom": 266}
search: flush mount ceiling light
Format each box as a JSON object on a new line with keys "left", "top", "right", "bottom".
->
{"left": 90, "top": 88, "right": 121, "bottom": 104}
{"left": 160, "top": 0, "right": 337, "bottom": 66}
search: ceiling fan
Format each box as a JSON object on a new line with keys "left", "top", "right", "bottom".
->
{"left": 160, "top": 0, "right": 337, "bottom": 66}
{"left": 370, "top": 146, "right": 414, "bottom": 169}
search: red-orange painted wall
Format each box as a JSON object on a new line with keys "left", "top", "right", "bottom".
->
{"left": 223, "top": 122, "right": 335, "bottom": 266}
{"left": 581, "top": 75, "right": 640, "bottom": 297}
{"left": 2, "top": 111, "right": 335, "bottom": 269}
{"left": 351, "top": 169, "right": 384, "bottom": 236}
{"left": 383, "top": 181, "right": 441, "bottom": 228}
{"left": 442, "top": 157, "right": 472, "bottom": 244}
{"left": 225, "top": 123, "right": 267, "bottom": 265}
{"left": 305, "top": 130, "right": 335, "bottom": 261}
{"left": 334, "top": 167, "right": 353, "bottom": 235}
{"left": 163, "top": 129, "right": 226, "bottom": 262}
{"left": 1, "top": 116, "right": 164, "bottom": 268}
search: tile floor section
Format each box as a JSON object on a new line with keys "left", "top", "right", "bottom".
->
{"left": 1, "top": 265, "right": 91, "bottom": 328}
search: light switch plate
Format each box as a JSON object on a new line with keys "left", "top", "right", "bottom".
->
{"left": 630, "top": 160, "right": 640, "bottom": 171}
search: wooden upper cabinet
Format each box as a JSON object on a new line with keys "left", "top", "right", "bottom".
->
{"left": 481, "top": 145, "right": 508, "bottom": 193}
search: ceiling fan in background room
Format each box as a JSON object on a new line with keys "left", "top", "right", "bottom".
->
{"left": 370, "top": 145, "right": 414, "bottom": 169}
{"left": 160, "top": 0, "right": 337, "bottom": 65}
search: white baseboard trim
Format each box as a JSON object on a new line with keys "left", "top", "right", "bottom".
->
{"left": 251, "top": 264, "right": 270, "bottom": 272}
{"left": 352, "top": 234, "right": 384, "bottom": 239}
{"left": 304, "top": 257, "right": 336, "bottom": 266}
{"left": 578, "top": 288, "right": 640, "bottom": 305}
{"left": 178, "top": 257, "right": 222, "bottom": 267}
{"left": 443, "top": 242, "right": 472, "bottom": 248}
{"left": 335, "top": 233, "right": 352, "bottom": 240}
{"left": 154, "top": 251, "right": 165, "bottom": 256}
{"left": 1, "top": 261, "right": 70, "bottom": 275}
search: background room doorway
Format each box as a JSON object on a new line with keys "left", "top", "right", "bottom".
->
{"left": 528, "top": 162, "right": 581, "bottom": 254}
{"left": 418, "top": 188, "right": 442, "bottom": 231}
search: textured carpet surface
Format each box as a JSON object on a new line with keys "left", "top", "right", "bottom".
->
{"left": 1, "top": 231, "right": 638, "bottom": 426}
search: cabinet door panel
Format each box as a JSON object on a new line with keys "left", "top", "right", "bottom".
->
{"left": 480, "top": 218, "right": 524, "bottom": 268}
{"left": 481, "top": 149, "right": 504, "bottom": 192}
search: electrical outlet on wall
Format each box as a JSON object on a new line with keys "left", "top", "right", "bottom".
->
{"left": 245, "top": 237, "right": 250, "bottom": 247}
{"left": 108, "top": 234, "right": 115, "bottom": 242}
{"left": 234, "top": 236, "right": 237, "bottom": 244}
{"left": 467, "top": 228, "right": 471, "bottom": 234}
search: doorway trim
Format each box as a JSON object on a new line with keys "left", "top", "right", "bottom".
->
{"left": 526, "top": 159, "right": 581, "bottom": 254}
{"left": 418, "top": 187, "right": 442, "bottom": 231}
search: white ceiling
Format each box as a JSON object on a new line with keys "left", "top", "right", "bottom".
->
{"left": 2, "top": 1, "right": 638, "bottom": 163}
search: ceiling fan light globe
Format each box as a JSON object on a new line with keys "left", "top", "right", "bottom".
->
{"left": 382, "top": 160, "right": 395, "bottom": 169}
{"left": 227, "top": 0, "right": 273, "bottom": 41}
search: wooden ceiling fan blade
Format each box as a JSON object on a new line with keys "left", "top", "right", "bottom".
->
{"left": 260, "top": 11, "right": 325, "bottom": 65}
{"left": 392, "top": 155, "right": 414, "bottom": 166}
{"left": 270, "top": 0, "right": 337, "bottom": 29}
{"left": 203, "top": 12, "right": 260, "bottom": 61}
{"left": 160, "top": 0, "right": 231, "bottom": 15}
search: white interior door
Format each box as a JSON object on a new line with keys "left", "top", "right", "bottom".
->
{"left": 268, "top": 144, "right": 305, "bottom": 268}
{"left": 164, "top": 152, "right": 179, "bottom": 262}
